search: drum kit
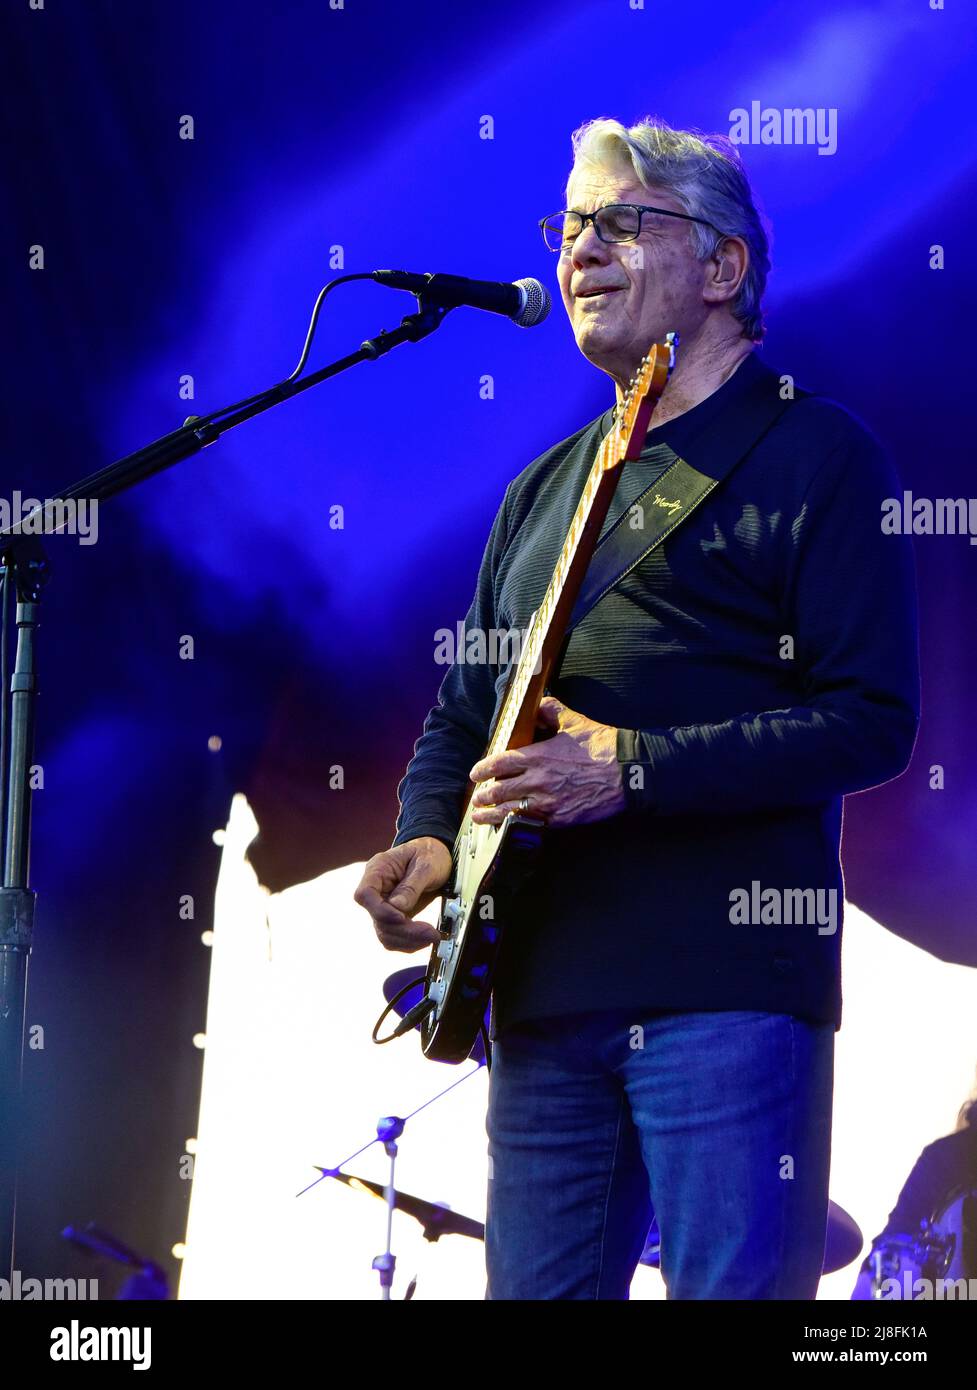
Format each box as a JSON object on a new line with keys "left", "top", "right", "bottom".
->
{"left": 857, "top": 1188, "right": 977, "bottom": 1300}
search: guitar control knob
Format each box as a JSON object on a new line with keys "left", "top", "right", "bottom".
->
{"left": 437, "top": 937, "right": 454, "bottom": 961}
{"left": 428, "top": 978, "right": 445, "bottom": 1006}
{"left": 442, "top": 896, "right": 464, "bottom": 923}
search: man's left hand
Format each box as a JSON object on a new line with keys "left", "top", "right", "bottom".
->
{"left": 469, "top": 695, "right": 626, "bottom": 828}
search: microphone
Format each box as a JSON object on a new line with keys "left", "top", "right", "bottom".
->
{"left": 372, "top": 269, "right": 551, "bottom": 327}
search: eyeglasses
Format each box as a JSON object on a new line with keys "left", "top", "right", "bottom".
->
{"left": 539, "top": 203, "right": 724, "bottom": 254}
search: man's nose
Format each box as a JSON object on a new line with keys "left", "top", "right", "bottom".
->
{"left": 570, "top": 222, "right": 612, "bottom": 269}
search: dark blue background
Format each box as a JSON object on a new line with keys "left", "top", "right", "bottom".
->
{"left": 2, "top": 0, "right": 975, "bottom": 1292}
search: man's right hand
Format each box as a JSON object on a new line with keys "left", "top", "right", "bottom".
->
{"left": 353, "top": 836, "right": 453, "bottom": 952}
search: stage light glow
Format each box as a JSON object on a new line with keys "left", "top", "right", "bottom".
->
{"left": 179, "top": 795, "right": 977, "bottom": 1302}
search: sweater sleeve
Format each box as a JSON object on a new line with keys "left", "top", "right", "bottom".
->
{"left": 876, "top": 1131, "right": 977, "bottom": 1240}
{"left": 391, "top": 486, "right": 511, "bottom": 850}
{"left": 616, "top": 430, "right": 921, "bottom": 815}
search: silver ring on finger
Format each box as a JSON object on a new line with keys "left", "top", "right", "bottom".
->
{"left": 518, "top": 796, "right": 530, "bottom": 812}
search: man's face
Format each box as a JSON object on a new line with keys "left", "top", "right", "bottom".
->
{"left": 557, "top": 163, "right": 712, "bottom": 388}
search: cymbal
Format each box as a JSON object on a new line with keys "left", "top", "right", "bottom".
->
{"left": 328, "top": 1170, "right": 484, "bottom": 1242}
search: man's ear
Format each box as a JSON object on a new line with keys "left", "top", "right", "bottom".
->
{"left": 704, "top": 236, "right": 749, "bottom": 305}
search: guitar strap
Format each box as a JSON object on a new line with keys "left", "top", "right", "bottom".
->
{"left": 566, "top": 368, "right": 809, "bottom": 635}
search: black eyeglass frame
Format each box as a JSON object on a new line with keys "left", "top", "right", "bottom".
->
{"left": 539, "top": 202, "right": 727, "bottom": 253}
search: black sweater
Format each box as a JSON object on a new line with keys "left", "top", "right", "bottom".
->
{"left": 392, "top": 351, "right": 920, "bottom": 1035}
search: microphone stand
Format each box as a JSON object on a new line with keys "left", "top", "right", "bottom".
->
{"left": 0, "top": 287, "right": 453, "bottom": 1282}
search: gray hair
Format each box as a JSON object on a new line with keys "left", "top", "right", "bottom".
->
{"left": 566, "top": 116, "right": 771, "bottom": 342}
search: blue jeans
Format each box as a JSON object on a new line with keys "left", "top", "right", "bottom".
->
{"left": 485, "top": 1008, "right": 834, "bottom": 1300}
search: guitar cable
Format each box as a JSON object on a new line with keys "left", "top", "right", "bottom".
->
{"left": 372, "top": 984, "right": 436, "bottom": 1045}
{"left": 371, "top": 980, "right": 493, "bottom": 1071}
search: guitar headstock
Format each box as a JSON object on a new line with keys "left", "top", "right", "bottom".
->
{"left": 612, "top": 331, "right": 680, "bottom": 464}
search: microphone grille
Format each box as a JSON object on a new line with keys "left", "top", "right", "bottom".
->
{"left": 513, "top": 278, "right": 551, "bottom": 328}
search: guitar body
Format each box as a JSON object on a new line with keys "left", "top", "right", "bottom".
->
{"left": 417, "top": 335, "right": 678, "bottom": 1063}
{"left": 420, "top": 800, "right": 545, "bottom": 1063}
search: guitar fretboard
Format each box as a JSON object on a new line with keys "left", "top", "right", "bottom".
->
{"left": 484, "top": 347, "right": 669, "bottom": 761}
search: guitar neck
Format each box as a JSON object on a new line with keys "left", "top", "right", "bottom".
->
{"left": 486, "top": 337, "right": 674, "bottom": 759}
{"left": 487, "top": 428, "right": 623, "bottom": 756}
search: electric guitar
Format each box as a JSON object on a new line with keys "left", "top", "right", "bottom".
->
{"left": 419, "top": 333, "right": 679, "bottom": 1062}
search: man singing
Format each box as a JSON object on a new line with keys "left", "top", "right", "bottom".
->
{"left": 354, "top": 116, "right": 920, "bottom": 1300}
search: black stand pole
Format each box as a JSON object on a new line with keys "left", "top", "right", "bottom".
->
{"left": 0, "top": 537, "right": 47, "bottom": 1281}
{"left": 0, "top": 292, "right": 451, "bottom": 1282}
